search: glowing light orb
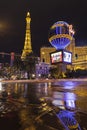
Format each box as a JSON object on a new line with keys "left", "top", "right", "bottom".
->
{"left": 49, "top": 21, "right": 75, "bottom": 49}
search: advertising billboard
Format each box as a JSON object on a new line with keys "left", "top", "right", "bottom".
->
{"left": 50, "top": 51, "right": 62, "bottom": 64}
{"left": 50, "top": 50, "right": 72, "bottom": 64}
{"left": 63, "top": 51, "right": 72, "bottom": 63}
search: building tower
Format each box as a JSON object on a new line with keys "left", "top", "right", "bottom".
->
{"left": 21, "top": 12, "right": 32, "bottom": 61}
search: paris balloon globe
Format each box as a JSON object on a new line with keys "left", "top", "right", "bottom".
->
{"left": 49, "top": 21, "right": 75, "bottom": 50}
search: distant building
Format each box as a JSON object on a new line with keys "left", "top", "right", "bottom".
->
{"left": 35, "top": 62, "right": 50, "bottom": 78}
{"left": 40, "top": 47, "right": 56, "bottom": 64}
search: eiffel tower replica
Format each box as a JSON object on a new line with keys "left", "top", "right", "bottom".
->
{"left": 21, "top": 12, "right": 33, "bottom": 61}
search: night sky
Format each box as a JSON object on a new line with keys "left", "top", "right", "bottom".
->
{"left": 0, "top": 0, "right": 87, "bottom": 56}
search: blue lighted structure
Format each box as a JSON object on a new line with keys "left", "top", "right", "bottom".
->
{"left": 49, "top": 21, "right": 74, "bottom": 50}
{"left": 57, "top": 110, "right": 81, "bottom": 130}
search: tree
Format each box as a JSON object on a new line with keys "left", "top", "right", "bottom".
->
{"left": 21, "top": 52, "right": 38, "bottom": 79}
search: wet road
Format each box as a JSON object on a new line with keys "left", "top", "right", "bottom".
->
{"left": 0, "top": 80, "right": 87, "bottom": 130}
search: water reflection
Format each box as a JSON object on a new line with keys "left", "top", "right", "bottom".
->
{"left": 52, "top": 92, "right": 65, "bottom": 110}
{"left": 0, "top": 81, "right": 87, "bottom": 130}
{"left": 52, "top": 91, "right": 76, "bottom": 110}
{"left": 57, "top": 110, "right": 81, "bottom": 130}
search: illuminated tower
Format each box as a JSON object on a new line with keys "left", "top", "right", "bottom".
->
{"left": 21, "top": 12, "right": 32, "bottom": 61}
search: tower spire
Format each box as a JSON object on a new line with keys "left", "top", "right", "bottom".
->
{"left": 21, "top": 11, "right": 32, "bottom": 61}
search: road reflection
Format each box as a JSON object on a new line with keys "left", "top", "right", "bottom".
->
{"left": 0, "top": 81, "right": 87, "bottom": 130}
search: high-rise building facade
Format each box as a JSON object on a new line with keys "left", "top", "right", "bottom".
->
{"left": 21, "top": 12, "right": 32, "bottom": 61}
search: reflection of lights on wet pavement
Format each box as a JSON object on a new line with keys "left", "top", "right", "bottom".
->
{"left": 54, "top": 81, "right": 79, "bottom": 90}
{"left": 63, "top": 81, "right": 77, "bottom": 89}
{"left": 53, "top": 91, "right": 64, "bottom": 99}
{"left": 65, "top": 92, "right": 76, "bottom": 110}
{"left": 0, "top": 96, "right": 27, "bottom": 118}
{"left": 52, "top": 92, "right": 65, "bottom": 109}
{"left": 48, "top": 82, "right": 51, "bottom": 87}
{"left": 52, "top": 100, "right": 65, "bottom": 109}
{"left": 0, "top": 82, "right": 2, "bottom": 91}
{"left": 52, "top": 91, "right": 76, "bottom": 110}
{"left": 57, "top": 110, "right": 81, "bottom": 130}
{"left": 44, "top": 83, "right": 48, "bottom": 95}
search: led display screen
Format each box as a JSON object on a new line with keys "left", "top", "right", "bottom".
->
{"left": 50, "top": 51, "right": 62, "bottom": 64}
{"left": 50, "top": 50, "right": 72, "bottom": 64}
{"left": 63, "top": 51, "right": 72, "bottom": 63}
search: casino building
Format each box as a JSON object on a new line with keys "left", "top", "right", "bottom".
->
{"left": 40, "top": 38, "right": 87, "bottom": 71}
